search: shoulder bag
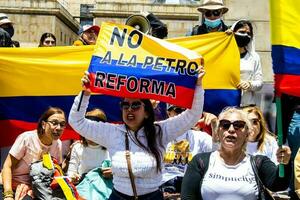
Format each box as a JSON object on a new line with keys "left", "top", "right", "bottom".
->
{"left": 250, "top": 156, "right": 275, "bottom": 200}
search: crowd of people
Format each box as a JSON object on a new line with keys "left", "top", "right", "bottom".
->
{"left": 0, "top": 0, "right": 299, "bottom": 199}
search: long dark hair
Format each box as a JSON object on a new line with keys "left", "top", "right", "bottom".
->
{"left": 37, "top": 107, "right": 65, "bottom": 135}
{"left": 125, "top": 99, "right": 164, "bottom": 172}
{"left": 39, "top": 32, "right": 56, "bottom": 47}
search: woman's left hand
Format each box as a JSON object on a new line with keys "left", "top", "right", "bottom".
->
{"left": 237, "top": 81, "right": 251, "bottom": 90}
{"left": 196, "top": 68, "right": 205, "bottom": 86}
{"left": 276, "top": 146, "right": 291, "bottom": 165}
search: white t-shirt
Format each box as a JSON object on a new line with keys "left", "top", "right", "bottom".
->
{"left": 67, "top": 142, "right": 110, "bottom": 177}
{"left": 162, "top": 130, "right": 212, "bottom": 182}
{"left": 201, "top": 151, "right": 258, "bottom": 200}
{"left": 247, "top": 134, "right": 278, "bottom": 164}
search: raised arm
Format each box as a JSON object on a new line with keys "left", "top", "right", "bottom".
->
{"left": 68, "top": 72, "right": 116, "bottom": 148}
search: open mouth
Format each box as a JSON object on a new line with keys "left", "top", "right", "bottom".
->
{"left": 52, "top": 132, "right": 61, "bottom": 137}
{"left": 225, "top": 135, "right": 237, "bottom": 143}
{"left": 127, "top": 114, "right": 135, "bottom": 120}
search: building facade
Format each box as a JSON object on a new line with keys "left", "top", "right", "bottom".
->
{"left": 0, "top": 0, "right": 80, "bottom": 47}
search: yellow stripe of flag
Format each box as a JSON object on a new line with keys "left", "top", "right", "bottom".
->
{"left": 270, "top": 0, "right": 300, "bottom": 48}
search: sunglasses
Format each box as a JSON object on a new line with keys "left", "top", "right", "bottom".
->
{"left": 204, "top": 10, "right": 222, "bottom": 17}
{"left": 219, "top": 120, "right": 246, "bottom": 131}
{"left": 120, "top": 101, "right": 144, "bottom": 111}
{"left": 250, "top": 118, "right": 260, "bottom": 125}
{"left": 46, "top": 120, "right": 66, "bottom": 128}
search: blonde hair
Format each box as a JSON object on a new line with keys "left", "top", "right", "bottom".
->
{"left": 82, "top": 108, "right": 107, "bottom": 147}
{"left": 86, "top": 108, "right": 107, "bottom": 122}
{"left": 217, "top": 107, "right": 252, "bottom": 151}
{"left": 242, "top": 106, "right": 274, "bottom": 152}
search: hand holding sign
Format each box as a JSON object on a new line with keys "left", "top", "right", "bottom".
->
{"left": 81, "top": 71, "right": 91, "bottom": 96}
{"left": 196, "top": 68, "right": 205, "bottom": 86}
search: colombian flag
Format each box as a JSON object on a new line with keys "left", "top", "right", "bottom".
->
{"left": 0, "top": 24, "right": 240, "bottom": 147}
{"left": 270, "top": 0, "right": 300, "bottom": 97}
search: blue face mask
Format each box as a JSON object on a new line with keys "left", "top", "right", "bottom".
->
{"left": 204, "top": 18, "right": 222, "bottom": 29}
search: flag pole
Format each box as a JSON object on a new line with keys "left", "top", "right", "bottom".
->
{"left": 77, "top": 91, "right": 84, "bottom": 112}
{"left": 275, "top": 96, "right": 284, "bottom": 177}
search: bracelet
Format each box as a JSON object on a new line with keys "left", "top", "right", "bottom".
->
{"left": 3, "top": 194, "right": 14, "bottom": 199}
{"left": 2, "top": 190, "right": 14, "bottom": 198}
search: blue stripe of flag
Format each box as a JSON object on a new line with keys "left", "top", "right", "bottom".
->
{"left": 272, "top": 45, "right": 300, "bottom": 75}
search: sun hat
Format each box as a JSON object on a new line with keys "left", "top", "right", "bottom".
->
{"left": 0, "top": 13, "right": 13, "bottom": 26}
{"left": 197, "top": 0, "right": 228, "bottom": 14}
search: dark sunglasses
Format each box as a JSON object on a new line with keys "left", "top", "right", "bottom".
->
{"left": 250, "top": 118, "right": 260, "bottom": 125}
{"left": 46, "top": 120, "right": 66, "bottom": 128}
{"left": 204, "top": 10, "right": 222, "bottom": 17}
{"left": 219, "top": 120, "right": 246, "bottom": 131}
{"left": 120, "top": 101, "right": 144, "bottom": 111}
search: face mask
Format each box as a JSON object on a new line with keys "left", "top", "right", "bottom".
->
{"left": 3, "top": 26, "right": 14, "bottom": 38}
{"left": 204, "top": 18, "right": 222, "bottom": 29}
{"left": 234, "top": 32, "right": 251, "bottom": 47}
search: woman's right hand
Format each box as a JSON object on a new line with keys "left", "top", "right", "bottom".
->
{"left": 81, "top": 71, "right": 91, "bottom": 95}
{"left": 196, "top": 68, "right": 205, "bottom": 86}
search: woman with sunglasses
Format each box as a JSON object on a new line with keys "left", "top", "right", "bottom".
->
{"left": 38, "top": 32, "right": 56, "bottom": 47}
{"left": 1, "top": 107, "right": 65, "bottom": 200}
{"left": 69, "top": 69, "right": 205, "bottom": 200}
{"left": 231, "top": 20, "right": 263, "bottom": 106}
{"left": 67, "top": 108, "right": 111, "bottom": 184}
{"left": 189, "top": 0, "right": 229, "bottom": 36}
{"left": 181, "top": 107, "right": 291, "bottom": 200}
{"left": 242, "top": 105, "right": 279, "bottom": 164}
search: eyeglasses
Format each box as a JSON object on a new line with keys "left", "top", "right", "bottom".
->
{"left": 204, "top": 10, "right": 222, "bottom": 17}
{"left": 219, "top": 120, "right": 246, "bottom": 131}
{"left": 120, "top": 101, "right": 144, "bottom": 111}
{"left": 46, "top": 120, "right": 66, "bottom": 128}
{"left": 250, "top": 118, "right": 260, "bottom": 125}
